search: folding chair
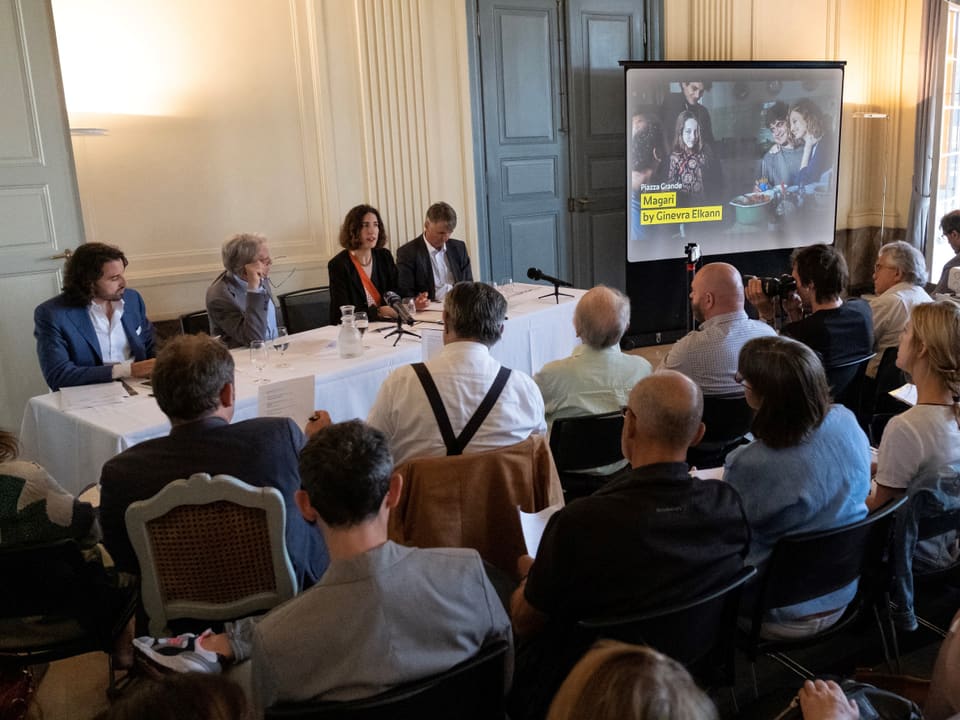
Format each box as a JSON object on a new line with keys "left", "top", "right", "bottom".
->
{"left": 264, "top": 640, "right": 509, "bottom": 719}
{"left": 548, "top": 411, "right": 624, "bottom": 500}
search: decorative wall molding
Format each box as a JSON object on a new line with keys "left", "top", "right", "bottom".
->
{"left": 689, "top": 0, "right": 735, "bottom": 60}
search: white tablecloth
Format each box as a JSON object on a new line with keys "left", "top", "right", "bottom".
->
{"left": 20, "top": 284, "right": 584, "bottom": 495}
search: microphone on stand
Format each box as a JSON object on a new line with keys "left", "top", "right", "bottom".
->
{"left": 384, "top": 291, "right": 415, "bottom": 326}
{"left": 527, "top": 267, "right": 573, "bottom": 288}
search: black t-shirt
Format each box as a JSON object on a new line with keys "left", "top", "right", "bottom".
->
{"left": 782, "top": 298, "right": 874, "bottom": 368}
{"left": 524, "top": 462, "right": 750, "bottom": 623}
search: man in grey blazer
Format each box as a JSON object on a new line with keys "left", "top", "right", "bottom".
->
{"left": 206, "top": 233, "right": 279, "bottom": 348}
{"left": 396, "top": 202, "right": 473, "bottom": 308}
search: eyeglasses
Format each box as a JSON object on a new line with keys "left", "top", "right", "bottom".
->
{"left": 256, "top": 255, "right": 273, "bottom": 267}
{"left": 734, "top": 371, "right": 753, "bottom": 390}
{"left": 873, "top": 263, "right": 896, "bottom": 273}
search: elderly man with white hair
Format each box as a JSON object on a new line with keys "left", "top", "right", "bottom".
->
{"left": 534, "top": 285, "right": 651, "bottom": 430}
{"left": 206, "top": 232, "right": 279, "bottom": 348}
{"left": 868, "top": 240, "right": 932, "bottom": 377}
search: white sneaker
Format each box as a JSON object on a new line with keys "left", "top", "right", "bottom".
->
{"left": 133, "top": 632, "right": 221, "bottom": 674}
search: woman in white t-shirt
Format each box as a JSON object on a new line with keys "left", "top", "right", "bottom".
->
{"left": 870, "top": 301, "right": 960, "bottom": 526}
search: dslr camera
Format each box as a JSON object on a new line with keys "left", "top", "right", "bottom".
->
{"left": 744, "top": 273, "right": 797, "bottom": 299}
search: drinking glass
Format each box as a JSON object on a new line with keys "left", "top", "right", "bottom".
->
{"left": 250, "top": 340, "right": 270, "bottom": 383}
{"left": 498, "top": 277, "right": 514, "bottom": 297}
{"left": 353, "top": 312, "right": 368, "bottom": 338}
{"left": 402, "top": 297, "right": 416, "bottom": 318}
{"left": 273, "top": 326, "right": 290, "bottom": 367}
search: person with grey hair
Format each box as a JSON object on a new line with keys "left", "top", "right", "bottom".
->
{"left": 534, "top": 287, "right": 651, "bottom": 462}
{"left": 367, "top": 281, "right": 545, "bottom": 466}
{"left": 396, "top": 201, "right": 474, "bottom": 307}
{"left": 205, "top": 232, "right": 280, "bottom": 348}
{"left": 99, "top": 334, "right": 329, "bottom": 589}
{"left": 933, "top": 209, "right": 960, "bottom": 295}
{"left": 134, "top": 420, "right": 511, "bottom": 715}
{"left": 868, "top": 240, "right": 932, "bottom": 377}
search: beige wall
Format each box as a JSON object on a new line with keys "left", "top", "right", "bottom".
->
{"left": 52, "top": 1, "right": 921, "bottom": 319}
{"left": 52, "top": 0, "right": 478, "bottom": 320}
{"left": 664, "top": 0, "right": 921, "bottom": 237}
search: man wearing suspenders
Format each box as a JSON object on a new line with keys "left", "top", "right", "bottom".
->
{"left": 367, "top": 282, "right": 546, "bottom": 466}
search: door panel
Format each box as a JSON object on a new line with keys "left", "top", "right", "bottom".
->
{"left": 0, "top": 0, "right": 84, "bottom": 429}
{"left": 479, "top": 1, "right": 569, "bottom": 284}
{"left": 566, "top": 2, "right": 645, "bottom": 289}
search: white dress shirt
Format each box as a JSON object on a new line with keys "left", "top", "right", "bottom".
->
{"left": 88, "top": 299, "right": 133, "bottom": 379}
{"left": 425, "top": 237, "right": 454, "bottom": 300}
{"left": 367, "top": 340, "right": 546, "bottom": 466}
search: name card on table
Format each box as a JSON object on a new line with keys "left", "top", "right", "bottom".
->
{"left": 258, "top": 375, "right": 315, "bottom": 423}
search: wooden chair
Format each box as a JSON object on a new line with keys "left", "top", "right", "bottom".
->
{"left": 738, "top": 497, "right": 907, "bottom": 688}
{"left": 388, "top": 435, "right": 563, "bottom": 579}
{"left": 264, "top": 640, "right": 509, "bottom": 719}
{"left": 278, "top": 286, "right": 331, "bottom": 334}
{"left": 548, "top": 411, "right": 623, "bottom": 500}
{"left": 179, "top": 309, "right": 211, "bottom": 335}
{"left": 0, "top": 539, "right": 138, "bottom": 696}
{"left": 578, "top": 566, "right": 756, "bottom": 689}
{"left": 125, "top": 473, "right": 297, "bottom": 636}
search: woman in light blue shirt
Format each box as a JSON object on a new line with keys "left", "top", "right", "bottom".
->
{"left": 724, "top": 336, "right": 871, "bottom": 639}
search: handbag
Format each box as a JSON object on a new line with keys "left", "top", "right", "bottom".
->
{"left": 773, "top": 680, "right": 922, "bottom": 720}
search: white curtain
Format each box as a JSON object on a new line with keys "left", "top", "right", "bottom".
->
{"left": 906, "top": 0, "right": 947, "bottom": 252}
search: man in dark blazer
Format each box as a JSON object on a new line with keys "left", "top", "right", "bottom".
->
{"left": 34, "top": 242, "right": 155, "bottom": 391}
{"left": 396, "top": 202, "right": 473, "bottom": 307}
{"left": 99, "top": 334, "right": 330, "bottom": 590}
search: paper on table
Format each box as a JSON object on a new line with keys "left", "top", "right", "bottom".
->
{"left": 519, "top": 504, "right": 562, "bottom": 557}
{"left": 60, "top": 382, "right": 127, "bottom": 410}
{"left": 889, "top": 383, "right": 917, "bottom": 406}
{"left": 691, "top": 466, "right": 724, "bottom": 481}
{"left": 421, "top": 328, "right": 444, "bottom": 361}
{"left": 257, "top": 375, "right": 315, "bottom": 422}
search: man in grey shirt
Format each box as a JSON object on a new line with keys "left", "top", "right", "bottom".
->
{"left": 134, "top": 420, "right": 511, "bottom": 713}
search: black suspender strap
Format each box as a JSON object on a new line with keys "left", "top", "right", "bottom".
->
{"left": 458, "top": 366, "right": 512, "bottom": 454}
{"left": 411, "top": 363, "right": 459, "bottom": 455}
{"left": 411, "top": 363, "right": 513, "bottom": 456}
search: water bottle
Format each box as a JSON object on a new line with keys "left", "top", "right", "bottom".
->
{"left": 338, "top": 316, "right": 363, "bottom": 358}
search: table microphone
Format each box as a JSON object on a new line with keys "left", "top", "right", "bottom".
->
{"left": 384, "top": 291, "right": 415, "bottom": 325}
{"left": 527, "top": 267, "right": 573, "bottom": 288}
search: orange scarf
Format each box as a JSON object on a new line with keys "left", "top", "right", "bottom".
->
{"left": 349, "top": 252, "right": 382, "bottom": 307}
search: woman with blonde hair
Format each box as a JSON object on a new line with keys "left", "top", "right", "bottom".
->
{"left": 547, "top": 640, "right": 716, "bottom": 720}
{"left": 870, "top": 301, "right": 960, "bottom": 532}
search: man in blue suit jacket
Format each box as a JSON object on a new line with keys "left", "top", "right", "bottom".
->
{"left": 34, "top": 242, "right": 156, "bottom": 391}
{"left": 396, "top": 202, "right": 473, "bottom": 308}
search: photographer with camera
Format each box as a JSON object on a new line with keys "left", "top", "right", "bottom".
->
{"left": 745, "top": 244, "right": 873, "bottom": 370}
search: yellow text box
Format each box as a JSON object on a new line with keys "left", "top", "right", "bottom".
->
{"left": 640, "top": 206, "right": 723, "bottom": 225}
{"left": 640, "top": 192, "right": 677, "bottom": 209}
